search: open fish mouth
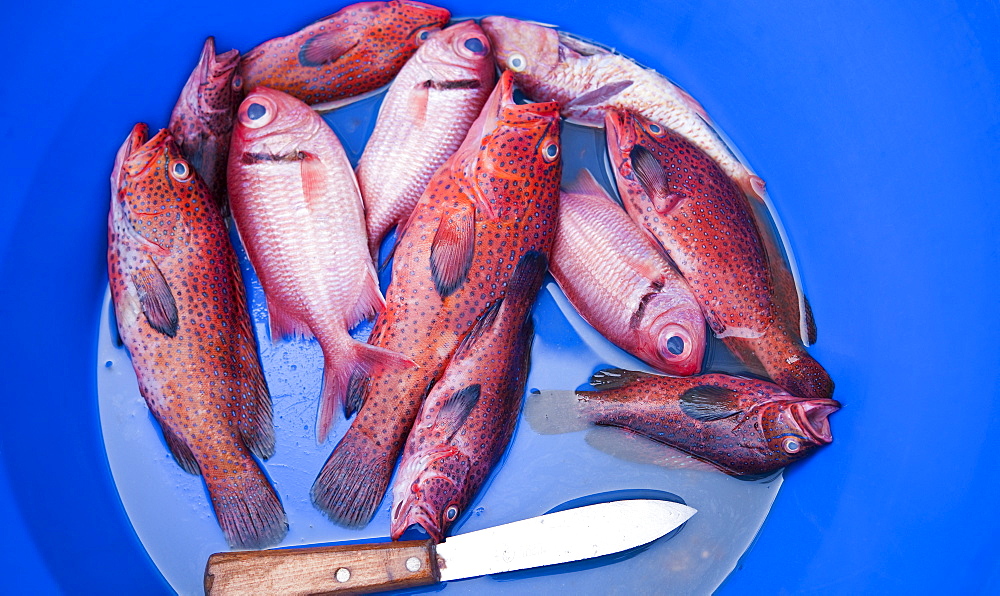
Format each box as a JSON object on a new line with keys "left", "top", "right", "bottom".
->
{"left": 792, "top": 399, "right": 840, "bottom": 444}
{"left": 391, "top": 499, "right": 445, "bottom": 542}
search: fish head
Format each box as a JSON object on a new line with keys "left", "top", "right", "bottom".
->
{"left": 390, "top": 445, "right": 471, "bottom": 542}
{"left": 382, "top": 0, "right": 452, "bottom": 47}
{"left": 110, "top": 123, "right": 208, "bottom": 252}
{"left": 755, "top": 395, "right": 841, "bottom": 465}
{"left": 480, "top": 16, "right": 562, "bottom": 80}
{"left": 457, "top": 70, "right": 562, "bottom": 211}
{"left": 175, "top": 37, "right": 242, "bottom": 121}
{"left": 232, "top": 87, "right": 325, "bottom": 155}
{"left": 641, "top": 293, "right": 707, "bottom": 376}
{"left": 419, "top": 20, "right": 495, "bottom": 79}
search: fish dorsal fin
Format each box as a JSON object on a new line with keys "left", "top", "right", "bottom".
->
{"left": 588, "top": 368, "right": 650, "bottom": 390}
{"left": 630, "top": 145, "right": 684, "bottom": 214}
{"left": 565, "top": 80, "right": 633, "bottom": 108}
{"left": 298, "top": 27, "right": 359, "bottom": 67}
{"left": 436, "top": 384, "right": 481, "bottom": 441}
{"left": 430, "top": 201, "right": 476, "bottom": 298}
{"left": 132, "top": 256, "right": 179, "bottom": 337}
{"left": 679, "top": 385, "right": 742, "bottom": 422}
{"left": 563, "top": 168, "right": 612, "bottom": 199}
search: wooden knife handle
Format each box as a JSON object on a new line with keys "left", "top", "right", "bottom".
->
{"left": 203, "top": 539, "right": 441, "bottom": 595}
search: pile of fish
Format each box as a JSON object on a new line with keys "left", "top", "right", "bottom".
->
{"left": 106, "top": 1, "right": 839, "bottom": 551}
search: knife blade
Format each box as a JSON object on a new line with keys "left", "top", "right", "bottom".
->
{"left": 204, "top": 499, "right": 695, "bottom": 595}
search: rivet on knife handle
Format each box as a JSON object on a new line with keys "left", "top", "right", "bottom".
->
{"left": 203, "top": 539, "right": 440, "bottom": 595}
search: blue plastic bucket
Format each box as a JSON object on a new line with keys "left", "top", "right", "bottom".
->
{"left": 2, "top": 0, "right": 998, "bottom": 593}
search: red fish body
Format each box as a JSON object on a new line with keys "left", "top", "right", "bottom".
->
{"left": 168, "top": 37, "right": 243, "bottom": 212}
{"left": 311, "top": 71, "right": 562, "bottom": 528}
{"left": 356, "top": 20, "right": 496, "bottom": 261}
{"left": 606, "top": 109, "right": 833, "bottom": 399}
{"left": 537, "top": 369, "right": 839, "bottom": 476}
{"left": 390, "top": 251, "right": 546, "bottom": 542}
{"left": 551, "top": 169, "right": 706, "bottom": 376}
{"left": 240, "top": 1, "right": 451, "bottom": 105}
{"left": 107, "top": 124, "right": 285, "bottom": 549}
{"left": 228, "top": 87, "right": 409, "bottom": 443}
{"left": 605, "top": 108, "right": 774, "bottom": 341}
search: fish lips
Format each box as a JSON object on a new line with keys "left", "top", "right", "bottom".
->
{"left": 391, "top": 497, "right": 447, "bottom": 543}
{"left": 790, "top": 398, "right": 841, "bottom": 444}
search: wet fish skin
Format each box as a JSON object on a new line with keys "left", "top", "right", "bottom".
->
{"left": 311, "top": 71, "right": 562, "bottom": 529}
{"left": 479, "top": 16, "right": 765, "bottom": 201}
{"left": 390, "top": 251, "right": 546, "bottom": 542}
{"left": 356, "top": 19, "right": 497, "bottom": 262}
{"left": 228, "top": 87, "right": 410, "bottom": 443}
{"left": 556, "top": 369, "right": 839, "bottom": 476}
{"left": 551, "top": 169, "right": 706, "bottom": 376}
{"left": 108, "top": 124, "right": 286, "bottom": 549}
{"left": 168, "top": 37, "right": 243, "bottom": 212}
{"left": 240, "top": 0, "right": 451, "bottom": 105}
{"left": 605, "top": 108, "right": 774, "bottom": 341}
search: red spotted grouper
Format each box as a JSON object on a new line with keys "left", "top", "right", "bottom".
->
{"left": 108, "top": 124, "right": 285, "bottom": 548}
{"left": 390, "top": 251, "right": 547, "bottom": 542}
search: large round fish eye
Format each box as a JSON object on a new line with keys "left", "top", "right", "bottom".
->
{"left": 238, "top": 96, "right": 276, "bottom": 129}
{"left": 507, "top": 53, "right": 527, "bottom": 73}
{"left": 463, "top": 36, "right": 486, "bottom": 54}
{"left": 666, "top": 335, "right": 685, "bottom": 356}
{"left": 541, "top": 141, "right": 559, "bottom": 162}
{"left": 782, "top": 436, "right": 802, "bottom": 454}
{"left": 170, "top": 159, "right": 193, "bottom": 182}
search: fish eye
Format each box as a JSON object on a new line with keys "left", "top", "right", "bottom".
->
{"left": 445, "top": 506, "right": 460, "bottom": 521}
{"left": 647, "top": 122, "right": 664, "bottom": 135}
{"left": 238, "top": 96, "right": 276, "bottom": 128}
{"left": 782, "top": 437, "right": 802, "bottom": 454}
{"left": 463, "top": 36, "right": 486, "bottom": 54}
{"left": 541, "top": 141, "right": 559, "bottom": 162}
{"left": 507, "top": 53, "right": 527, "bottom": 73}
{"left": 416, "top": 28, "right": 434, "bottom": 44}
{"left": 231, "top": 75, "right": 243, "bottom": 90}
{"left": 170, "top": 160, "right": 193, "bottom": 182}
{"left": 666, "top": 335, "right": 685, "bottom": 356}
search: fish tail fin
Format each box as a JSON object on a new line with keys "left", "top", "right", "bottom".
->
{"left": 316, "top": 339, "right": 415, "bottom": 441}
{"left": 523, "top": 389, "right": 591, "bottom": 434}
{"left": 202, "top": 450, "right": 288, "bottom": 549}
{"left": 311, "top": 429, "right": 393, "bottom": 528}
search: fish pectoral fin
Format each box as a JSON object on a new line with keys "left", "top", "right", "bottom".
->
{"left": 430, "top": 203, "right": 476, "bottom": 298}
{"left": 565, "top": 80, "right": 633, "bottom": 108}
{"left": 435, "top": 384, "right": 481, "bottom": 441}
{"left": 630, "top": 145, "right": 683, "bottom": 214}
{"left": 407, "top": 82, "right": 432, "bottom": 126}
{"left": 131, "top": 256, "right": 179, "bottom": 337}
{"left": 679, "top": 385, "right": 742, "bottom": 422}
{"left": 298, "top": 27, "right": 359, "bottom": 67}
{"left": 588, "top": 368, "right": 650, "bottom": 390}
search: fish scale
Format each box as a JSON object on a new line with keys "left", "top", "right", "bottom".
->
{"left": 605, "top": 109, "right": 774, "bottom": 340}
{"left": 311, "top": 71, "right": 561, "bottom": 529}
{"left": 550, "top": 169, "right": 707, "bottom": 376}
{"left": 107, "top": 124, "right": 286, "bottom": 549}
{"left": 356, "top": 19, "right": 496, "bottom": 261}
{"left": 228, "top": 87, "right": 410, "bottom": 444}
{"left": 240, "top": 0, "right": 451, "bottom": 105}
{"left": 480, "top": 16, "right": 765, "bottom": 201}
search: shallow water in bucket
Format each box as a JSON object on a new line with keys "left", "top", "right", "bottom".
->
{"left": 98, "top": 59, "right": 794, "bottom": 595}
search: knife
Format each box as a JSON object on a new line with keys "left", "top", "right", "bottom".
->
{"left": 204, "top": 499, "right": 696, "bottom": 595}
